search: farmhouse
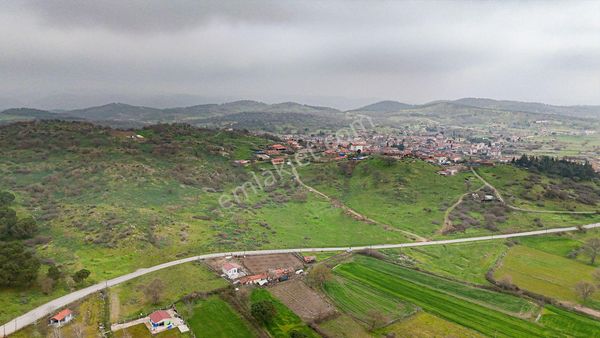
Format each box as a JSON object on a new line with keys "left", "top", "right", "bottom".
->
{"left": 147, "top": 309, "right": 186, "bottom": 333}
{"left": 49, "top": 309, "right": 73, "bottom": 327}
{"left": 270, "top": 144, "right": 287, "bottom": 151}
{"left": 222, "top": 262, "right": 243, "bottom": 279}
{"left": 271, "top": 157, "right": 285, "bottom": 165}
{"left": 239, "top": 273, "right": 268, "bottom": 285}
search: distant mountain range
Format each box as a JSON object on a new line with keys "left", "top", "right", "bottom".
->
{"left": 1, "top": 97, "right": 599, "bottom": 132}
{"left": 353, "top": 98, "right": 600, "bottom": 119}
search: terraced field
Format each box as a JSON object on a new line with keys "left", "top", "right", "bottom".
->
{"left": 323, "top": 276, "right": 416, "bottom": 323}
{"left": 332, "top": 255, "right": 600, "bottom": 337}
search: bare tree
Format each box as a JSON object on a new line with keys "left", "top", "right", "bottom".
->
{"left": 306, "top": 265, "right": 332, "bottom": 288}
{"left": 583, "top": 238, "right": 600, "bottom": 265}
{"left": 144, "top": 278, "right": 165, "bottom": 305}
{"left": 575, "top": 281, "right": 596, "bottom": 301}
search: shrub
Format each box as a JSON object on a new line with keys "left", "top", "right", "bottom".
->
{"left": 251, "top": 300, "right": 276, "bottom": 324}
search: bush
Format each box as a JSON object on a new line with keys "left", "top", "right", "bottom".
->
{"left": 0, "top": 241, "right": 40, "bottom": 287}
{"left": 251, "top": 300, "right": 276, "bottom": 324}
{"left": 0, "top": 191, "right": 15, "bottom": 206}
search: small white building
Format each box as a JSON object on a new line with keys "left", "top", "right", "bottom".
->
{"left": 49, "top": 309, "right": 74, "bottom": 327}
{"left": 222, "top": 262, "right": 242, "bottom": 279}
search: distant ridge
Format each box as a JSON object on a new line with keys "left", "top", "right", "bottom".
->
{"left": 349, "top": 97, "right": 600, "bottom": 119}
{"left": 0, "top": 108, "right": 58, "bottom": 119}
{"left": 452, "top": 98, "right": 600, "bottom": 119}
{"left": 352, "top": 100, "right": 415, "bottom": 113}
{"left": 1, "top": 97, "right": 599, "bottom": 130}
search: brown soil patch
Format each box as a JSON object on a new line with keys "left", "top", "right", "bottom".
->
{"left": 242, "top": 254, "right": 303, "bottom": 274}
{"left": 270, "top": 280, "right": 336, "bottom": 322}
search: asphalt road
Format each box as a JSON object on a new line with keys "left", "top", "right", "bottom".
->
{"left": 2, "top": 222, "right": 599, "bottom": 336}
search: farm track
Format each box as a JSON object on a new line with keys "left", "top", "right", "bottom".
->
{"left": 2, "top": 222, "right": 600, "bottom": 336}
{"left": 294, "top": 176, "right": 428, "bottom": 241}
{"left": 440, "top": 185, "right": 485, "bottom": 234}
{"left": 470, "top": 167, "right": 598, "bottom": 215}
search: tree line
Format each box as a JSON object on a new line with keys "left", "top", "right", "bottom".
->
{"left": 0, "top": 191, "right": 90, "bottom": 291}
{"left": 512, "top": 155, "right": 598, "bottom": 180}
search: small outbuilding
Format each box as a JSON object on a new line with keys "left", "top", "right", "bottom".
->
{"left": 49, "top": 309, "right": 73, "bottom": 327}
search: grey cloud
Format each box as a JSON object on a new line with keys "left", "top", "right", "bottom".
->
{"left": 0, "top": 1, "right": 599, "bottom": 109}
{"left": 20, "top": 0, "right": 295, "bottom": 33}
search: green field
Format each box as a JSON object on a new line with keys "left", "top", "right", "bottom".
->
{"left": 300, "top": 158, "right": 474, "bottom": 236}
{"left": 249, "top": 289, "right": 318, "bottom": 338}
{"left": 518, "top": 228, "right": 600, "bottom": 264}
{"left": 527, "top": 134, "right": 600, "bottom": 157}
{"left": 110, "top": 262, "right": 227, "bottom": 322}
{"left": 114, "top": 323, "right": 190, "bottom": 338}
{"left": 324, "top": 275, "right": 416, "bottom": 323}
{"left": 186, "top": 295, "right": 255, "bottom": 338}
{"left": 349, "top": 255, "right": 537, "bottom": 316}
{"left": 384, "top": 241, "right": 508, "bottom": 284}
{"left": 539, "top": 305, "right": 600, "bottom": 338}
{"left": 377, "top": 312, "right": 484, "bottom": 338}
{"left": 333, "top": 255, "right": 600, "bottom": 337}
{"left": 318, "top": 314, "right": 371, "bottom": 338}
{"left": 11, "top": 294, "right": 106, "bottom": 338}
{"left": 496, "top": 245, "right": 600, "bottom": 308}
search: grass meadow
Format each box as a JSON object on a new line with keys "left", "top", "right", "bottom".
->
{"left": 109, "top": 262, "right": 227, "bottom": 322}
{"left": 186, "top": 295, "right": 255, "bottom": 338}
{"left": 495, "top": 245, "right": 600, "bottom": 308}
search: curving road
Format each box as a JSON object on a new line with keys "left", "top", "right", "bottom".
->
{"left": 2, "top": 222, "right": 600, "bottom": 336}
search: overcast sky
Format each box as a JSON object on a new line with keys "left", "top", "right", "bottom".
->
{"left": 1, "top": 1, "right": 600, "bottom": 110}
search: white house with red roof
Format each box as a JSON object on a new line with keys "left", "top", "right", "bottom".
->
{"left": 222, "top": 262, "right": 243, "bottom": 279}
{"left": 149, "top": 310, "right": 173, "bottom": 329}
{"left": 49, "top": 309, "right": 73, "bottom": 326}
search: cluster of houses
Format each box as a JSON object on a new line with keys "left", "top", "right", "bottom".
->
{"left": 233, "top": 140, "right": 306, "bottom": 167}
{"left": 220, "top": 255, "right": 316, "bottom": 287}
{"left": 232, "top": 126, "right": 600, "bottom": 175}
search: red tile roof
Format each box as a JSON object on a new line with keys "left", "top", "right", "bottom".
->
{"left": 149, "top": 310, "right": 171, "bottom": 323}
{"left": 51, "top": 309, "right": 72, "bottom": 321}
{"left": 239, "top": 273, "right": 268, "bottom": 284}
{"left": 222, "top": 262, "right": 241, "bottom": 271}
